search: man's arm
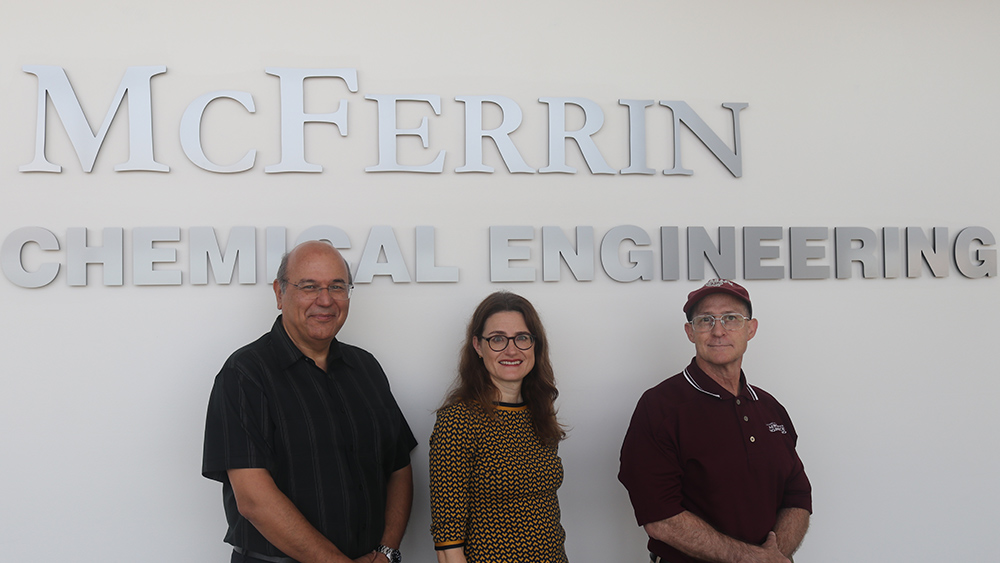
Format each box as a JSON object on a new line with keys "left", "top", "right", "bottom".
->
{"left": 228, "top": 468, "right": 372, "bottom": 563}
{"left": 374, "top": 464, "right": 413, "bottom": 557}
{"left": 643, "top": 510, "right": 791, "bottom": 563}
{"left": 772, "top": 508, "right": 810, "bottom": 559}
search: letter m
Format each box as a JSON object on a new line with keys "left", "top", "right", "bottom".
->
{"left": 660, "top": 101, "right": 747, "bottom": 178}
{"left": 20, "top": 65, "right": 168, "bottom": 173}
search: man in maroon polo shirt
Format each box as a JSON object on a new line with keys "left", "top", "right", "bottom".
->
{"left": 619, "top": 279, "right": 811, "bottom": 563}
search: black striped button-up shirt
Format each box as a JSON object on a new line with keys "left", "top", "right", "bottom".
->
{"left": 203, "top": 316, "right": 417, "bottom": 559}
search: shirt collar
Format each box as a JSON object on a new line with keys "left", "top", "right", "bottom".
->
{"left": 682, "top": 357, "right": 758, "bottom": 401}
{"left": 494, "top": 401, "right": 528, "bottom": 411}
{"left": 269, "top": 315, "right": 350, "bottom": 372}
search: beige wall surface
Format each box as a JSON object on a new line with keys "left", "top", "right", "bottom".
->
{"left": 1, "top": 1, "right": 998, "bottom": 562}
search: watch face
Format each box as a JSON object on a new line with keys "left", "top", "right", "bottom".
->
{"left": 378, "top": 545, "right": 401, "bottom": 563}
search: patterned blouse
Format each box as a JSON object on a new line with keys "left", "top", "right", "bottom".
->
{"left": 429, "top": 401, "right": 568, "bottom": 563}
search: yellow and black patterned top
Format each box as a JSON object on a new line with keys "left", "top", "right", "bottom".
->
{"left": 429, "top": 401, "right": 568, "bottom": 563}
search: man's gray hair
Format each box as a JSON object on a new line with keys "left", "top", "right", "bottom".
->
{"left": 275, "top": 244, "right": 353, "bottom": 294}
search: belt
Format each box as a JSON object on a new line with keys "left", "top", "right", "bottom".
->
{"left": 234, "top": 546, "right": 296, "bottom": 563}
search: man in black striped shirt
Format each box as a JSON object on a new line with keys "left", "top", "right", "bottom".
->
{"left": 203, "top": 241, "right": 417, "bottom": 563}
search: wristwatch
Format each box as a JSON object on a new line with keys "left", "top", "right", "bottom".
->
{"left": 374, "top": 545, "right": 401, "bottom": 563}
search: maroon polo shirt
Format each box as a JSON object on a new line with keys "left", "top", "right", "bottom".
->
{"left": 618, "top": 359, "right": 811, "bottom": 562}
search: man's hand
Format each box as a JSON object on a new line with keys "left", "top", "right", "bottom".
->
{"left": 746, "top": 532, "right": 791, "bottom": 563}
{"left": 772, "top": 507, "right": 809, "bottom": 558}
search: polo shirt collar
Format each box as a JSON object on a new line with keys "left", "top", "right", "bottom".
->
{"left": 268, "top": 315, "right": 353, "bottom": 372}
{"left": 682, "top": 357, "right": 759, "bottom": 401}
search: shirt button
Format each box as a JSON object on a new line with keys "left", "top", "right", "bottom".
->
{"left": 750, "top": 436, "right": 756, "bottom": 443}
{"left": 743, "top": 416, "right": 749, "bottom": 422}
{"left": 736, "top": 399, "right": 741, "bottom": 405}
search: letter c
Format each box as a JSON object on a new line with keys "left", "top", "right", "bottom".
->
{"left": 1, "top": 227, "right": 61, "bottom": 288}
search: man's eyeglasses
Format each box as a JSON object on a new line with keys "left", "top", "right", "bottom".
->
{"left": 284, "top": 280, "right": 354, "bottom": 300}
{"left": 689, "top": 313, "right": 750, "bottom": 332}
{"left": 480, "top": 333, "right": 536, "bottom": 352}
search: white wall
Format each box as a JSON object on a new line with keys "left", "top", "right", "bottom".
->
{"left": 1, "top": 1, "right": 998, "bottom": 562}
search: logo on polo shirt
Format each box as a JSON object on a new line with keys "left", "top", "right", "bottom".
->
{"left": 767, "top": 422, "right": 787, "bottom": 434}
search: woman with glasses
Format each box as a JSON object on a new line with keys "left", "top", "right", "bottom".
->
{"left": 429, "top": 291, "right": 568, "bottom": 563}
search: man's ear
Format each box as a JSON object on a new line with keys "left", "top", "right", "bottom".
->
{"left": 273, "top": 279, "right": 283, "bottom": 310}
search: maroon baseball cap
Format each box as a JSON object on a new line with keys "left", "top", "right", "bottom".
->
{"left": 683, "top": 279, "right": 752, "bottom": 320}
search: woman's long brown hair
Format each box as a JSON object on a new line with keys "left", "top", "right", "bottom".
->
{"left": 441, "top": 291, "right": 565, "bottom": 447}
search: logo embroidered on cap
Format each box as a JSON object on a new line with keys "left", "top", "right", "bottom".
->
{"left": 767, "top": 422, "right": 787, "bottom": 434}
